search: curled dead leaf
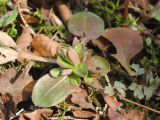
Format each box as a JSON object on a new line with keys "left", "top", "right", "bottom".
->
{"left": 16, "top": 27, "right": 32, "bottom": 50}
{"left": 71, "top": 87, "right": 95, "bottom": 110}
{"left": 0, "top": 68, "right": 34, "bottom": 104}
{"left": 19, "top": 109, "right": 53, "bottom": 120}
{"left": 55, "top": 0, "right": 72, "bottom": 24}
{"left": 108, "top": 108, "right": 149, "bottom": 120}
{"left": 32, "top": 34, "right": 59, "bottom": 57}
{"left": 102, "top": 27, "right": 143, "bottom": 76}
{"left": 73, "top": 110, "right": 98, "bottom": 119}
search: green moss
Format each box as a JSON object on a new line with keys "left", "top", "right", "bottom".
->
{"left": 0, "top": 0, "right": 7, "bottom": 16}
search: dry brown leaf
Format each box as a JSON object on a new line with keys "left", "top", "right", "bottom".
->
{"left": 0, "top": 68, "right": 34, "bottom": 104}
{"left": 55, "top": 0, "right": 72, "bottom": 24}
{"left": 19, "top": 109, "right": 53, "bottom": 120}
{"left": 71, "top": 87, "right": 95, "bottom": 110}
{"left": 0, "top": 31, "right": 17, "bottom": 48}
{"left": 91, "top": 37, "right": 110, "bottom": 52}
{"left": 130, "top": 0, "right": 149, "bottom": 11}
{"left": 40, "top": 0, "right": 51, "bottom": 20}
{"left": 32, "top": 34, "right": 59, "bottom": 57}
{"left": 108, "top": 108, "right": 149, "bottom": 120}
{"left": 23, "top": 15, "right": 38, "bottom": 24}
{"left": 16, "top": 27, "right": 33, "bottom": 50}
{"left": 102, "top": 27, "right": 143, "bottom": 76}
{"left": 73, "top": 110, "right": 97, "bottom": 119}
{"left": 0, "top": 94, "right": 15, "bottom": 120}
{"left": 0, "top": 47, "right": 19, "bottom": 64}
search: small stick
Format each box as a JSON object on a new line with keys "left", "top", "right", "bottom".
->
{"left": 121, "top": 97, "right": 160, "bottom": 114}
{"left": 124, "top": 0, "right": 130, "bottom": 19}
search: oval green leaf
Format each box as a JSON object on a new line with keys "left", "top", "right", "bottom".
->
{"left": 68, "top": 11, "right": 104, "bottom": 40}
{"left": 86, "top": 55, "right": 110, "bottom": 76}
{"left": 32, "top": 74, "right": 72, "bottom": 107}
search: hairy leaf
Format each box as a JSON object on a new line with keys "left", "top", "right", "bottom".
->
{"left": 69, "top": 74, "right": 81, "bottom": 86}
{"left": 102, "top": 27, "right": 143, "bottom": 76}
{"left": 32, "top": 74, "right": 72, "bottom": 107}
{"left": 104, "top": 86, "right": 115, "bottom": 96}
{"left": 85, "top": 55, "right": 110, "bottom": 76}
{"left": 0, "top": 10, "right": 18, "bottom": 27}
{"left": 73, "top": 64, "right": 88, "bottom": 77}
{"left": 68, "top": 11, "right": 104, "bottom": 40}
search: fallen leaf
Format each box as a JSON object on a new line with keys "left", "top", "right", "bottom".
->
{"left": 131, "top": 0, "right": 149, "bottom": 11}
{"left": 73, "top": 110, "right": 97, "bottom": 119}
{"left": 0, "top": 68, "right": 34, "bottom": 104}
{"left": 91, "top": 37, "right": 111, "bottom": 52}
{"left": 55, "top": 0, "right": 72, "bottom": 24}
{"left": 71, "top": 87, "right": 95, "bottom": 110}
{"left": 40, "top": 0, "right": 51, "bottom": 20}
{"left": 32, "top": 34, "right": 59, "bottom": 57}
{"left": 0, "top": 47, "right": 18, "bottom": 64}
{"left": 102, "top": 27, "right": 143, "bottom": 76}
{"left": 108, "top": 108, "right": 149, "bottom": 120}
{"left": 16, "top": 27, "right": 33, "bottom": 50}
{"left": 19, "top": 51, "right": 56, "bottom": 63}
{"left": 19, "top": 109, "right": 53, "bottom": 120}
{"left": 32, "top": 74, "right": 73, "bottom": 107}
{"left": 0, "top": 94, "right": 15, "bottom": 120}
{"left": 0, "top": 31, "right": 17, "bottom": 48}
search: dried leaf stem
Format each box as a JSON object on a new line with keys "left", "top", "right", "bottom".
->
{"left": 121, "top": 97, "right": 160, "bottom": 114}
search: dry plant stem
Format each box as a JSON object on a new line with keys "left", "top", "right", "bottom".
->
{"left": 105, "top": 75, "right": 111, "bottom": 87}
{"left": 17, "top": 1, "right": 36, "bottom": 36}
{"left": 124, "top": 0, "right": 130, "bottom": 19}
{"left": 121, "top": 97, "right": 160, "bottom": 114}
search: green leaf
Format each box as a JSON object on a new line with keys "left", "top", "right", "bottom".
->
{"left": 0, "top": 10, "right": 18, "bottom": 27}
{"left": 73, "top": 64, "right": 88, "bottom": 77}
{"left": 32, "top": 74, "right": 72, "bottom": 107}
{"left": 144, "top": 86, "right": 155, "bottom": 100}
{"left": 68, "top": 11, "right": 104, "bottom": 40}
{"left": 84, "top": 74, "right": 93, "bottom": 85}
{"left": 86, "top": 55, "right": 110, "bottom": 76}
{"left": 57, "top": 55, "right": 74, "bottom": 69}
{"left": 104, "top": 86, "right": 115, "bottom": 96}
{"left": 114, "top": 81, "right": 126, "bottom": 90}
{"left": 69, "top": 74, "right": 81, "bottom": 86}
{"left": 114, "top": 81, "right": 126, "bottom": 97}
{"left": 50, "top": 68, "right": 61, "bottom": 77}
{"left": 129, "top": 83, "right": 138, "bottom": 91}
{"left": 134, "top": 85, "right": 144, "bottom": 100}
{"left": 131, "top": 64, "right": 145, "bottom": 76}
{"left": 74, "top": 42, "right": 84, "bottom": 59}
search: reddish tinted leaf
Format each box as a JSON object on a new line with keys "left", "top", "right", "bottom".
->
{"left": 102, "top": 27, "right": 143, "bottom": 76}
{"left": 67, "top": 48, "right": 80, "bottom": 65}
{"left": 68, "top": 11, "right": 104, "bottom": 40}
